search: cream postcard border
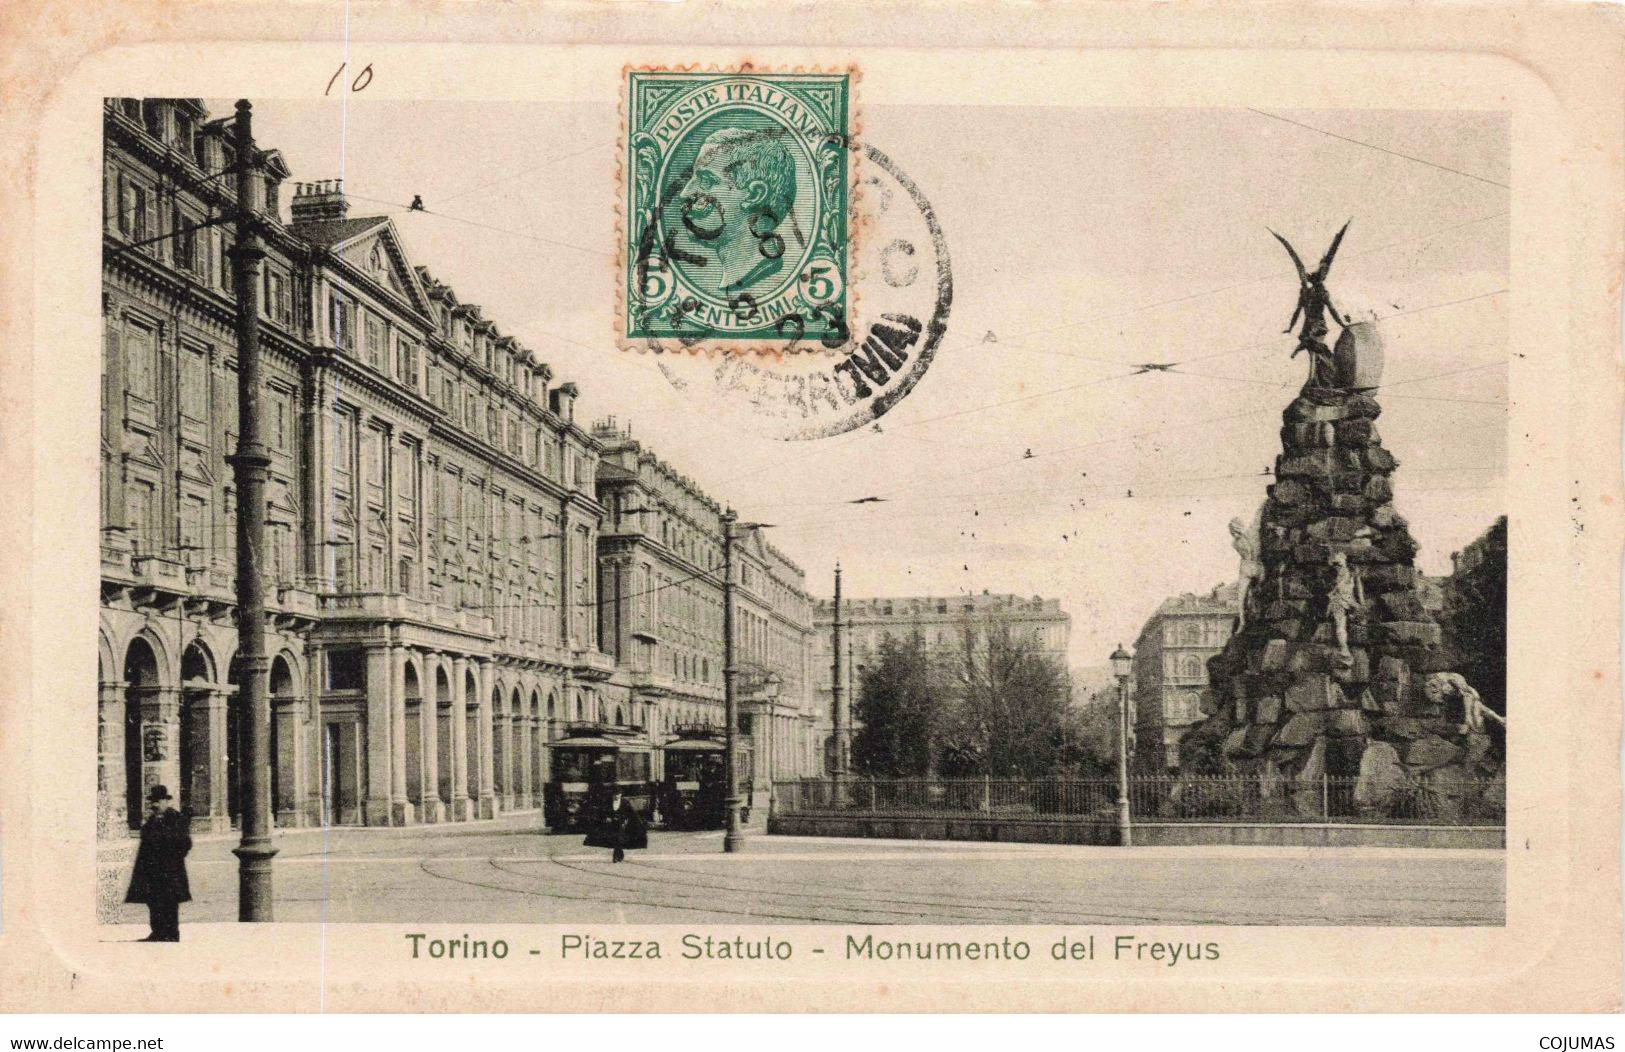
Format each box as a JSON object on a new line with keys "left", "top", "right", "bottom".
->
{"left": 0, "top": 5, "right": 1619, "bottom": 1014}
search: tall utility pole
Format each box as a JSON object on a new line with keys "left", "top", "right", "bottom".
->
{"left": 721, "top": 512, "right": 743, "bottom": 853}
{"left": 226, "top": 99, "right": 276, "bottom": 919}
{"left": 721, "top": 512, "right": 771, "bottom": 853}
{"left": 830, "top": 563, "right": 845, "bottom": 781}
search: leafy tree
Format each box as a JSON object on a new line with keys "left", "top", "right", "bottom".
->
{"left": 936, "top": 618, "right": 1074, "bottom": 778}
{"left": 851, "top": 633, "right": 942, "bottom": 777}
{"left": 1064, "top": 689, "right": 1122, "bottom": 778}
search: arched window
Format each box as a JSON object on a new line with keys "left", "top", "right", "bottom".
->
{"left": 1183, "top": 655, "right": 1204, "bottom": 681}
{"left": 1181, "top": 622, "right": 1202, "bottom": 646}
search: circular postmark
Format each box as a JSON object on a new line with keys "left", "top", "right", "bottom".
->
{"left": 656, "top": 138, "right": 953, "bottom": 440}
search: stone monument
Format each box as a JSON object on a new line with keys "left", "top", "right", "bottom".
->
{"left": 1178, "top": 226, "right": 1505, "bottom": 821}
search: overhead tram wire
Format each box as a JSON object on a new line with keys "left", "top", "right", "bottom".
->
{"left": 765, "top": 476, "right": 1507, "bottom": 540}
{"left": 800, "top": 356, "right": 1512, "bottom": 507}
{"left": 342, "top": 190, "right": 613, "bottom": 262}
{"left": 1247, "top": 109, "right": 1511, "bottom": 190}
{"left": 880, "top": 286, "right": 1510, "bottom": 436}
{"left": 985, "top": 208, "right": 1509, "bottom": 363}
{"left": 720, "top": 285, "right": 1509, "bottom": 496}
{"left": 430, "top": 139, "right": 620, "bottom": 207}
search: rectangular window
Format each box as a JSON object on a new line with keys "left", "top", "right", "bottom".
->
{"left": 330, "top": 293, "right": 356, "bottom": 350}
{"left": 180, "top": 347, "right": 207, "bottom": 420}
{"left": 364, "top": 314, "right": 384, "bottom": 368}
{"left": 442, "top": 377, "right": 455, "bottom": 411}
{"left": 172, "top": 206, "right": 196, "bottom": 272}
{"left": 365, "top": 427, "right": 384, "bottom": 487}
{"left": 125, "top": 324, "right": 156, "bottom": 402}
{"left": 326, "top": 648, "right": 365, "bottom": 691}
{"left": 133, "top": 185, "right": 150, "bottom": 241}
{"left": 396, "top": 442, "right": 417, "bottom": 516}
{"left": 332, "top": 545, "right": 353, "bottom": 590}
{"left": 398, "top": 339, "right": 418, "bottom": 388}
{"left": 331, "top": 411, "right": 355, "bottom": 495}
{"left": 465, "top": 392, "right": 478, "bottom": 430}
{"left": 508, "top": 419, "right": 520, "bottom": 454}
{"left": 270, "top": 390, "right": 289, "bottom": 452}
{"left": 116, "top": 174, "right": 133, "bottom": 236}
{"left": 127, "top": 482, "right": 154, "bottom": 554}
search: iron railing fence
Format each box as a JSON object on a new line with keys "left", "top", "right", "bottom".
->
{"left": 774, "top": 773, "right": 1505, "bottom": 826}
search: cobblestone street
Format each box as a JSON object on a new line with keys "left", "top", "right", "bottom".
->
{"left": 102, "top": 817, "right": 1505, "bottom": 929}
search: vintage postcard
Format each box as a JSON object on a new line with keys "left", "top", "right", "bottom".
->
{"left": 0, "top": 0, "right": 1619, "bottom": 1017}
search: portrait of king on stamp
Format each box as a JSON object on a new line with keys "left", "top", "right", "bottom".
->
{"left": 622, "top": 69, "right": 852, "bottom": 353}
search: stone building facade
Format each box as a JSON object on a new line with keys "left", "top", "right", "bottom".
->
{"left": 98, "top": 98, "right": 816, "bottom": 839}
{"left": 1130, "top": 584, "right": 1241, "bottom": 772}
{"left": 592, "top": 419, "right": 822, "bottom": 802}
{"left": 811, "top": 592, "right": 1072, "bottom": 773}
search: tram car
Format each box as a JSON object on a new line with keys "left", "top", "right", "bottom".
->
{"left": 544, "top": 725, "right": 655, "bottom": 833}
{"left": 658, "top": 728, "right": 727, "bottom": 831}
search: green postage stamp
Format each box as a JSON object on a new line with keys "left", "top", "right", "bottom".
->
{"left": 621, "top": 68, "right": 853, "bottom": 354}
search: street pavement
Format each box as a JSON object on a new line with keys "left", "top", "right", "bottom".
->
{"left": 104, "top": 816, "right": 1505, "bottom": 927}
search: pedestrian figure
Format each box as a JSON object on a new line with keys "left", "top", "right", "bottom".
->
{"left": 125, "top": 784, "right": 192, "bottom": 942}
{"left": 584, "top": 791, "right": 648, "bottom": 863}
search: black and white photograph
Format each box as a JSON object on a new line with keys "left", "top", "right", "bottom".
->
{"left": 1, "top": 5, "right": 1619, "bottom": 1025}
{"left": 94, "top": 94, "right": 1508, "bottom": 931}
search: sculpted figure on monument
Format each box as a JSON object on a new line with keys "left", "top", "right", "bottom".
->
{"left": 1423, "top": 672, "right": 1504, "bottom": 732}
{"left": 1229, "top": 506, "right": 1264, "bottom": 631}
{"left": 1325, "top": 550, "right": 1364, "bottom": 658}
{"left": 1271, "top": 221, "right": 1350, "bottom": 390}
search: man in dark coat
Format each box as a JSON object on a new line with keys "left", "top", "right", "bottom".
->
{"left": 125, "top": 784, "right": 192, "bottom": 942}
{"left": 584, "top": 792, "right": 649, "bottom": 863}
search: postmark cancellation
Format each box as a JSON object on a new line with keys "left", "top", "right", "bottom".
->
{"left": 619, "top": 67, "right": 855, "bottom": 355}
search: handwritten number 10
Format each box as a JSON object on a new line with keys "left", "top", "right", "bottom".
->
{"left": 325, "top": 63, "right": 374, "bottom": 96}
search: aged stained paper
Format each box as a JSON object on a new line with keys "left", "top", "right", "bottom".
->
{"left": 0, "top": 0, "right": 1620, "bottom": 1014}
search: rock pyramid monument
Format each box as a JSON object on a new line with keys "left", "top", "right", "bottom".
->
{"left": 1179, "top": 224, "right": 1504, "bottom": 820}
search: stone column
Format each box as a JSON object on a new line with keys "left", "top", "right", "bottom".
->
{"left": 498, "top": 700, "right": 516, "bottom": 811}
{"left": 304, "top": 641, "right": 326, "bottom": 825}
{"left": 136, "top": 687, "right": 182, "bottom": 806}
{"left": 476, "top": 660, "right": 498, "bottom": 818}
{"left": 419, "top": 654, "right": 444, "bottom": 823}
{"left": 97, "top": 679, "right": 127, "bottom": 838}
{"left": 363, "top": 645, "right": 394, "bottom": 826}
{"left": 518, "top": 701, "right": 534, "bottom": 808}
{"left": 182, "top": 685, "right": 227, "bottom": 832}
{"left": 389, "top": 644, "right": 414, "bottom": 825}
{"left": 450, "top": 655, "right": 473, "bottom": 821}
{"left": 273, "top": 696, "right": 304, "bottom": 828}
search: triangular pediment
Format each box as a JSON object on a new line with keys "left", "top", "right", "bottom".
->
{"left": 332, "top": 220, "right": 433, "bottom": 319}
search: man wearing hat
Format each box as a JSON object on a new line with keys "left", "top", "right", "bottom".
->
{"left": 124, "top": 784, "right": 192, "bottom": 942}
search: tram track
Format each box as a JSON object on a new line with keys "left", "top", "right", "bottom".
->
{"left": 518, "top": 856, "right": 1009, "bottom": 924}
{"left": 518, "top": 855, "right": 1183, "bottom": 925}
{"left": 415, "top": 857, "right": 879, "bottom": 923}
{"left": 615, "top": 853, "right": 1499, "bottom": 925}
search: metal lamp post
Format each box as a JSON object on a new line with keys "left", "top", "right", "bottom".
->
{"left": 722, "top": 512, "right": 773, "bottom": 853}
{"left": 227, "top": 100, "right": 277, "bottom": 919}
{"left": 1109, "top": 644, "right": 1134, "bottom": 848}
{"left": 763, "top": 671, "right": 781, "bottom": 814}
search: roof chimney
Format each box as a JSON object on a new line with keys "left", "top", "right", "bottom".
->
{"left": 290, "top": 179, "right": 350, "bottom": 223}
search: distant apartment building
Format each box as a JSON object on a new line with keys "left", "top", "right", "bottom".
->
{"left": 811, "top": 592, "right": 1072, "bottom": 773}
{"left": 1131, "top": 583, "right": 1241, "bottom": 771}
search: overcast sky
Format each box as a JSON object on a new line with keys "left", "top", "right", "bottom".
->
{"left": 235, "top": 98, "right": 1509, "bottom": 669}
